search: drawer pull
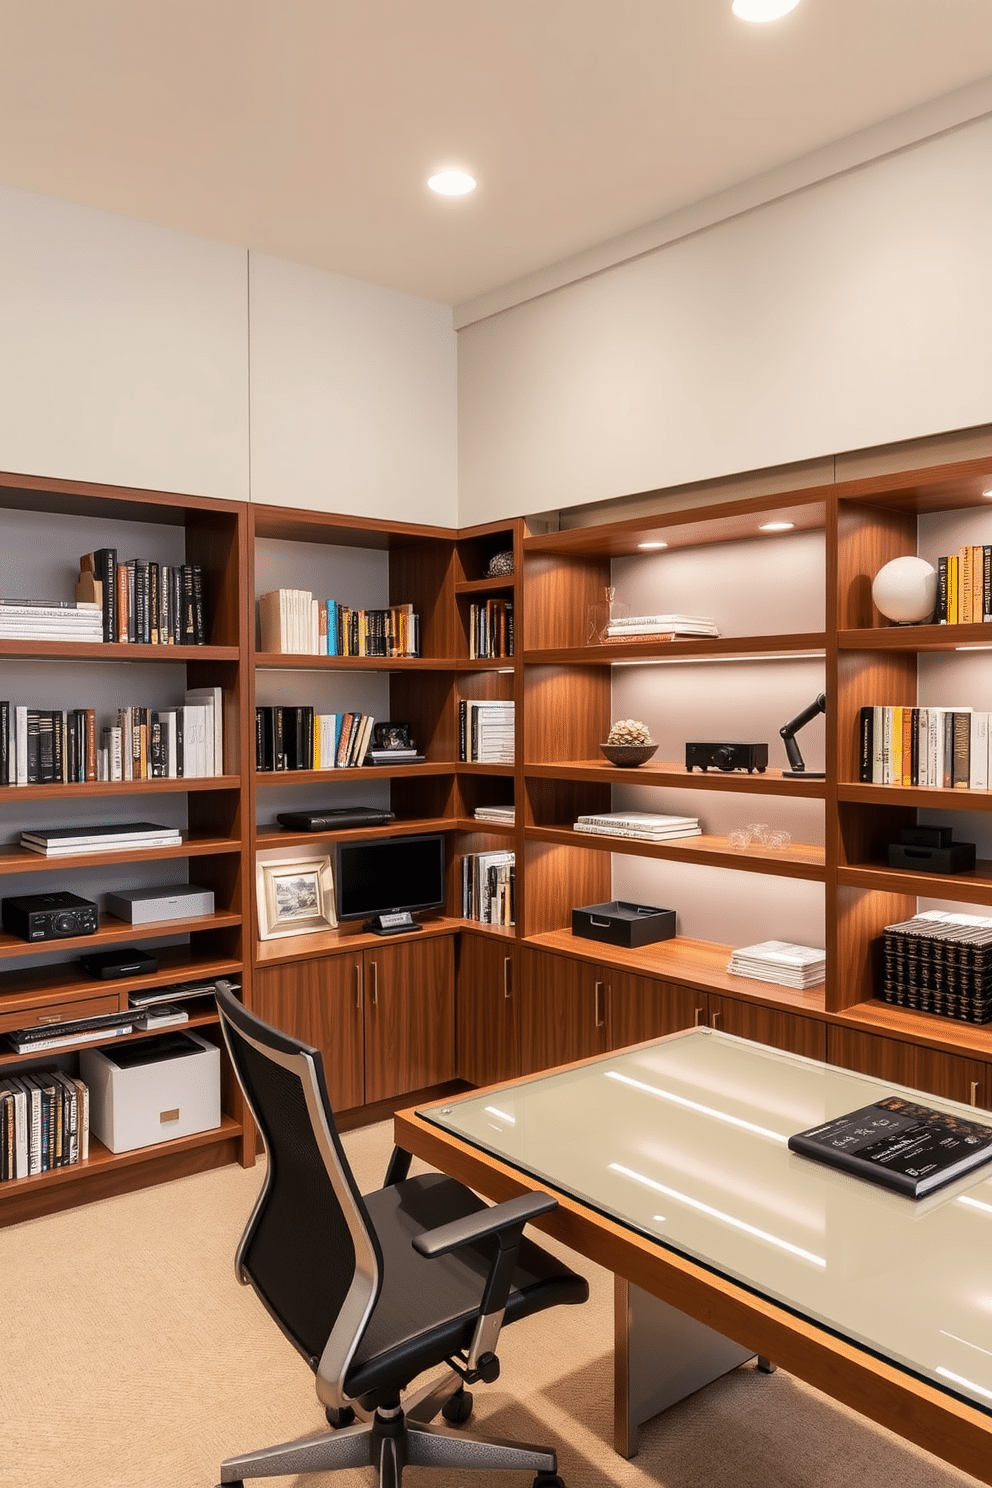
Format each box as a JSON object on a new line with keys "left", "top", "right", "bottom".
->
{"left": 971, "top": 1081, "right": 980, "bottom": 1107}
{"left": 355, "top": 961, "right": 363, "bottom": 1010}
{"left": 693, "top": 1007, "right": 705, "bottom": 1027}
{"left": 594, "top": 981, "right": 605, "bottom": 1027}
{"left": 370, "top": 961, "right": 378, "bottom": 1007}
{"left": 711, "top": 1010, "right": 722, "bottom": 1029}
{"left": 503, "top": 957, "right": 512, "bottom": 999}
{"left": 590, "top": 917, "right": 610, "bottom": 928}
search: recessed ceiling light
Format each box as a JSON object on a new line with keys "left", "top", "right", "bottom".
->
{"left": 638, "top": 541, "right": 668, "bottom": 550}
{"left": 427, "top": 170, "right": 477, "bottom": 196}
{"left": 759, "top": 522, "right": 796, "bottom": 532}
{"left": 732, "top": 0, "right": 801, "bottom": 20}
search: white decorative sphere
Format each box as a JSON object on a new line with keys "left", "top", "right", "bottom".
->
{"left": 871, "top": 556, "right": 937, "bottom": 624}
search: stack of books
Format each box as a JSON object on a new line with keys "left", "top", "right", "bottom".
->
{"left": 605, "top": 613, "right": 719, "bottom": 642}
{"left": 0, "top": 1068, "right": 89, "bottom": 1179}
{"left": 880, "top": 910, "right": 992, "bottom": 1024}
{"left": 727, "top": 940, "right": 826, "bottom": 988}
{"left": 573, "top": 811, "right": 700, "bottom": 842}
{"left": 5, "top": 1007, "right": 137, "bottom": 1054}
{"left": 255, "top": 707, "right": 376, "bottom": 770}
{"left": 258, "top": 589, "right": 420, "bottom": 657}
{"left": 934, "top": 544, "right": 992, "bottom": 624}
{"left": 460, "top": 700, "right": 514, "bottom": 763}
{"left": 79, "top": 549, "right": 206, "bottom": 645}
{"left": 468, "top": 599, "right": 513, "bottom": 658}
{"left": 462, "top": 850, "right": 515, "bottom": 924}
{"left": 473, "top": 805, "right": 515, "bottom": 825}
{"left": 858, "top": 704, "right": 989, "bottom": 789}
{"left": 0, "top": 598, "right": 103, "bottom": 643}
{"left": 19, "top": 821, "right": 183, "bottom": 857}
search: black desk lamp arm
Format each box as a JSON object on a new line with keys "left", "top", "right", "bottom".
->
{"left": 779, "top": 693, "right": 826, "bottom": 773}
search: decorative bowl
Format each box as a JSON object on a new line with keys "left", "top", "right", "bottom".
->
{"left": 599, "top": 743, "right": 658, "bottom": 768}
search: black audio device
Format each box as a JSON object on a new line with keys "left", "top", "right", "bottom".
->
{"left": 80, "top": 947, "right": 159, "bottom": 980}
{"left": 1, "top": 890, "right": 99, "bottom": 942}
{"left": 685, "top": 742, "right": 769, "bottom": 774}
{"left": 277, "top": 807, "right": 396, "bottom": 831}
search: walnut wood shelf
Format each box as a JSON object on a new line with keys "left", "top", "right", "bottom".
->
{"left": 253, "top": 913, "right": 464, "bottom": 967}
{"left": 0, "top": 641, "right": 240, "bottom": 662}
{"left": 524, "top": 632, "right": 826, "bottom": 665}
{"left": 254, "top": 652, "right": 461, "bottom": 670}
{"left": 524, "top": 761, "right": 827, "bottom": 797}
{"left": 255, "top": 816, "right": 455, "bottom": 851}
{"left": 0, "top": 1005, "right": 222, "bottom": 1064}
{"left": 0, "top": 776, "right": 242, "bottom": 801}
{"left": 0, "top": 835, "right": 242, "bottom": 874}
{"left": 455, "top": 575, "right": 515, "bottom": 595}
{"left": 836, "top": 1000, "right": 992, "bottom": 1060}
{"left": 838, "top": 859, "right": 992, "bottom": 904}
{"left": 838, "top": 783, "right": 992, "bottom": 810}
{"left": 525, "top": 928, "right": 826, "bottom": 1014}
{"left": 527, "top": 826, "right": 825, "bottom": 880}
{"left": 0, "top": 950, "right": 243, "bottom": 1016}
{"left": 838, "top": 623, "right": 992, "bottom": 651}
{"left": 0, "top": 910, "right": 242, "bottom": 959}
{"left": 254, "top": 763, "right": 455, "bottom": 785}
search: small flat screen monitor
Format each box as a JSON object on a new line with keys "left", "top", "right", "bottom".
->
{"left": 335, "top": 833, "right": 446, "bottom": 935}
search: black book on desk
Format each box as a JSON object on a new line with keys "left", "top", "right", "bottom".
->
{"left": 789, "top": 1094, "right": 992, "bottom": 1198}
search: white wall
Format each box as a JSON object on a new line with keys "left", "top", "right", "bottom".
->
{"left": 248, "top": 254, "right": 457, "bottom": 525}
{"left": 0, "top": 182, "right": 250, "bottom": 501}
{"left": 457, "top": 115, "right": 992, "bottom": 524}
{"left": 0, "top": 186, "right": 458, "bottom": 523}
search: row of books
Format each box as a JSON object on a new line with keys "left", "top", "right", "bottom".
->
{"left": 459, "top": 700, "right": 514, "bottom": 763}
{"left": 255, "top": 707, "right": 376, "bottom": 771}
{"left": 0, "top": 597, "right": 102, "bottom": 643}
{"left": 605, "top": 612, "right": 719, "bottom": 642}
{"left": 79, "top": 549, "right": 207, "bottom": 645}
{"left": 879, "top": 910, "right": 992, "bottom": 1024}
{"left": 258, "top": 589, "right": 420, "bottom": 657}
{"left": 468, "top": 599, "right": 513, "bottom": 659}
{"left": 0, "top": 1069, "right": 89, "bottom": 1180}
{"left": 0, "top": 689, "right": 224, "bottom": 785}
{"left": 462, "top": 850, "right": 515, "bottom": 925}
{"left": 5, "top": 1004, "right": 188, "bottom": 1054}
{"left": 20, "top": 820, "right": 183, "bottom": 857}
{"left": 858, "top": 705, "right": 990, "bottom": 789}
{"left": 572, "top": 810, "right": 701, "bottom": 843}
{"left": 933, "top": 546, "right": 992, "bottom": 625}
{"left": 473, "top": 804, "right": 515, "bottom": 824}
{"left": 728, "top": 939, "right": 826, "bottom": 989}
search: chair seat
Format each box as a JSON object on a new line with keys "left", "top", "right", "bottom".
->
{"left": 344, "top": 1173, "right": 588, "bottom": 1400}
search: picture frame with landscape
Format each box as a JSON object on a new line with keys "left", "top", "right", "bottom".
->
{"left": 255, "top": 853, "right": 337, "bottom": 940}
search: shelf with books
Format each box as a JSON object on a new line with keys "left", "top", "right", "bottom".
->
{"left": 0, "top": 834, "right": 243, "bottom": 875}
{"left": 523, "top": 760, "right": 827, "bottom": 797}
{"left": 525, "top": 824, "right": 825, "bottom": 880}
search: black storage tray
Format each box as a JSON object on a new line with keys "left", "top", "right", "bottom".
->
{"left": 572, "top": 900, "right": 676, "bottom": 948}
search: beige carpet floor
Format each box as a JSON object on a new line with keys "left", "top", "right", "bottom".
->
{"left": 0, "top": 1122, "right": 982, "bottom": 1488}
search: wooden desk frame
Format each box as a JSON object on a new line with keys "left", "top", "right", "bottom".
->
{"left": 396, "top": 1101, "right": 992, "bottom": 1485}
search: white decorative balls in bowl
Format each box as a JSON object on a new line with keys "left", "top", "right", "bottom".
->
{"left": 871, "top": 556, "right": 937, "bottom": 624}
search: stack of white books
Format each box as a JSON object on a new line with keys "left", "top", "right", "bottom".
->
{"left": 727, "top": 940, "right": 826, "bottom": 988}
{"left": 0, "top": 598, "right": 103, "bottom": 643}
{"left": 573, "top": 811, "right": 701, "bottom": 842}
{"left": 473, "top": 805, "right": 515, "bottom": 824}
{"left": 461, "top": 700, "right": 515, "bottom": 763}
{"left": 605, "top": 613, "right": 719, "bottom": 640}
{"left": 20, "top": 821, "right": 183, "bottom": 857}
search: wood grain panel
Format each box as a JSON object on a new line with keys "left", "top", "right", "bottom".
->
{"left": 253, "top": 954, "right": 365, "bottom": 1112}
{"left": 835, "top": 500, "right": 914, "bottom": 631}
{"left": 831, "top": 886, "right": 913, "bottom": 1014}
{"left": 524, "top": 553, "right": 610, "bottom": 652}
{"left": 524, "top": 664, "right": 609, "bottom": 763}
{"left": 521, "top": 842, "right": 610, "bottom": 939}
{"left": 456, "top": 933, "right": 519, "bottom": 1086}
{"left": 518, "top": 946, "right": 610, "bottom": 1074}
{"left": 836, "top": 650, "right": 916, "bottom": 783}
{"left": 827, "top": 1025, "right": 989, "bottom": 1108}
{"left": 708, "top": 996, "right": 827, "bottom": 1060}
{"left": 364, "top": 935, "right": 455, "bottom": 1103}
{"left": 609, "top": 974, "right": 703, "bottom": 1049}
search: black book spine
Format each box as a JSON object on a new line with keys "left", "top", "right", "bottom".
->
{"left": 191, "top": 564, "right": 205, "bottom": 644}
{"left": 0, "top": 700, "right": 8, "bottom": 786}
{"left": 149, "top": 714, "right": 163, "bottom": 777}
{"left": 273, "top": 706, "right": 286, "bottom": 771}
{"left": 148, "top": 562, "right": 159, "bottom": 645}
{"left": 170, "top": 565, "right": 182, "bottom": 644}
{"left": 255, "top": 708, "right": 264, "bottom": 771}
{"left": 858, "top": 706, "right": 873, "bottom": 783}
{"left": 134, "top": 560, "right": 149, "bottom": 643}
{"left": 125, "top": 560, "right": 137, "bottom": 644}
{"left": 305, "top": 706, "right": 314, "bottom": 769}
{"left": 935, "top": 556, "right": 948, "bottom": 623}
{"left": 26, "top": 710, "right": 42, "bottom": 783}
{"left": 175, "top": 707, "right": 184, "bottom": 778}
{"left": 95, "top": 548, "right": 117, "bottom": 643}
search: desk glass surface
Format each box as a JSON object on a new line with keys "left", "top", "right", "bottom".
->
{"left": 419, "top": 1028, "right": 992, "bottom": 1415}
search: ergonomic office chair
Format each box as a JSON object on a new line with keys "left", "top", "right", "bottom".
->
{"left": 214, "top": 985, "right": 589, "bottom": 1488}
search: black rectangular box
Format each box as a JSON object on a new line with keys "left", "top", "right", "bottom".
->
{"left": 80, "top": 947, "right": 159, "bottom": 980}
{"left": 1, "top": 890, "right": 99, "bottom": 942}
{"left": 887, "top": 842, "right": 976, "bottom": 875}
{"left": 572, "top": 900, "right": 676, "bottom": 948}
{"left": 899, "top": 825, "right": 953, "bottom": 849}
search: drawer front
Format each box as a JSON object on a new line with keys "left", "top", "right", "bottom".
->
{"left": 0, "top": 993, "right": 122, "bottom": 1036}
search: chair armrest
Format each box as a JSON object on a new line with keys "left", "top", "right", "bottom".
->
{"left": 412, "top": 1190, "right": 557, "bottom": 1259}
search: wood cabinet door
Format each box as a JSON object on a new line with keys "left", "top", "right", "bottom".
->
{"left": 609, "top": 973, "right": 704, "bottom": 1051}
{"left": 252, "top": 954, "right": 365, "bottom": 1113}
{"left": 456, "top": 933, "right": 519, "bottom": 1087}
{"left": 708, "top": 996, "right": 828, "bottom": 1061}
{"left": 518, "top": 948, "right": 610, "bottom": 1076}
{"left": 828, "top": 1026, "right": 990, "bottom": 1110}
{"left": 363, "top": 935, "right": 456, "bottom": 1103}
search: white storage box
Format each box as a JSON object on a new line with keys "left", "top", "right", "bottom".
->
{"left": 80, "top": 1030, "right": 221, "bottom": 1153}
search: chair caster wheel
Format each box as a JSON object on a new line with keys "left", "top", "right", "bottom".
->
{"left": 325, "top": 1406, "right": 356, "bottom": 1428}
{"left": 441, "top": 1387, "right": 474, "bottom": 1424}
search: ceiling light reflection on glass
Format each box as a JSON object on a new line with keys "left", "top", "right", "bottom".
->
{"left": 427, "top": 170, "right": 477, "bottom": 196}
{"left": 732, "top": 0, "right": 801, "bottom": 20}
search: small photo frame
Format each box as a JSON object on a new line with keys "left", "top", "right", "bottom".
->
{"left": 256, "top": 852, "right": 337, "bottom": 940}
{"left": 371, "top": 721, "right": 413, "bottom": 751}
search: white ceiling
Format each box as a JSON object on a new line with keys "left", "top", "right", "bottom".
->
{"left": 0, "top": 1, "right": 990, "bottom": 307}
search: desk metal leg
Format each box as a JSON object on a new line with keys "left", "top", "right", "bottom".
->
{"left": 614, "top": 1277, "right": 756, "bottom": 1457}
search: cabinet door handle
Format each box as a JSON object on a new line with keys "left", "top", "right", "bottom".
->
{"left": 594, "top": 981, "right": 605, "bottom": 1028}
{"left": 693, "top": 1007, "right": 705, "bottom": 1027}
{"left": 970, "top": 1080, "right": 981, "bottom": 1107}
{"left": 710, "top": 1010, "right": 722, "bottom": 1029}
{"left": 355, "top": 961, "right": 363, "bottom": 1010}
{"left": 370, "top": 960, "right": 378, "bottom": 1006}
{"left": 503, "top": 957, "right": 512, "bottom": 999}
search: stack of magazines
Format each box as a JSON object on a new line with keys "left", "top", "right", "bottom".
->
{"left": 473, "top": 805, "right": 515, "bottom": 825}
{"left": 605, "top": 613, "right": 719, "bottom": 641}
{"left": 728, "top": 940, "right": 826, "bottom": 988}
{"left": 573, "top": 811, "right": 700, "bottom": 842}
{"left": 20, "top": 821, "right": 183, "bottom": 857}
{"left": 0, "top": 598, "right": 103, "bottom": 643}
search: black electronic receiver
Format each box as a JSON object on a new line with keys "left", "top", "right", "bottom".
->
{"left": 80, "top": 946, "right": 159, "bottom": 980}
{"left": 1, "top": 890, "right": 99, "bottom": 942}
{"left": 277, "top": 807, "right": 396, "bottom": 831}
{"left": 685, "top": 742, "right": 768, "bottom": 773}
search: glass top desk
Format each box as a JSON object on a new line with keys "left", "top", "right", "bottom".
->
{"left": 395, "top": 1028, "right": 992, "bottom": 1479}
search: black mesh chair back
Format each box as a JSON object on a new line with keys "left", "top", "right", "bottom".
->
{"left": 217, "top": 986, "right": 382, "bottom": 1385}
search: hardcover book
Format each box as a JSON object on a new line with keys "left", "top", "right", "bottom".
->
{"left": 788, "top": 1094, "right": 992, "bottom": 1197}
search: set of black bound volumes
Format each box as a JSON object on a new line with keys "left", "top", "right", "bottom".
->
{"left": 80, "top": 548, "right": 206, "bottom": 645}
{"left": 879, "top": 910, "right": 992, "bottom": 1024}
